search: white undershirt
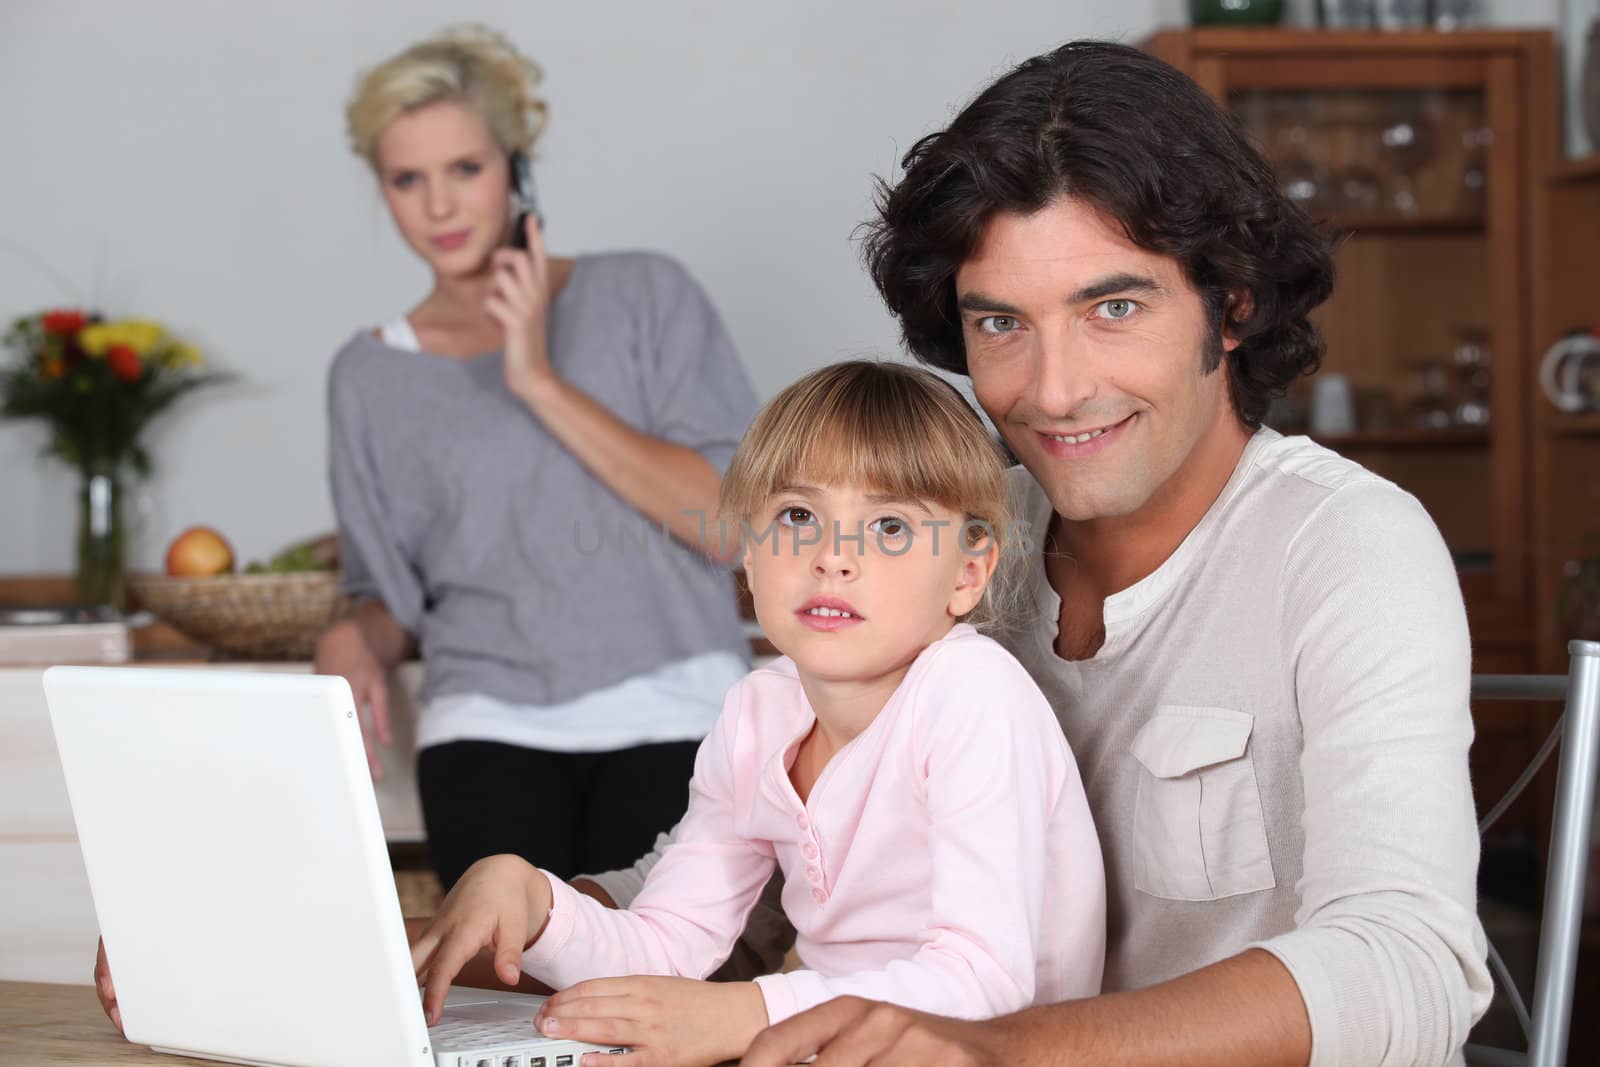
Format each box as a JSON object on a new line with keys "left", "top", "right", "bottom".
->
{"left": 377, "top": 315, "right": 748, "bottom": 754}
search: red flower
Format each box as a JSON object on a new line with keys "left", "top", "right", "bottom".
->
{"left": 41, "top": 309, "right": 88, "bottom": 336}
{"left": 107, "top": 343, "right": 143, "bottom": 382}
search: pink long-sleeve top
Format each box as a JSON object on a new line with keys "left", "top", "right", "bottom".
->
{"left": 521, "top": 623, "right": 1106, "bottom": 1024}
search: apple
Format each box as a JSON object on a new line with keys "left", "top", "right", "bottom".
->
{"left": 165, "top": 526, "right": 236, "bottom": 577}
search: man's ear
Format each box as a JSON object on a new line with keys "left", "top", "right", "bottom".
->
{"left": 1221, "top": 290, "right": 1255, "bottom": 353}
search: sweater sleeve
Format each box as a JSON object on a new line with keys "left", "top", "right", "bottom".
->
{"left": 1254, "top": 480, "right": 1492, "bottom": 1067}
{"left": 753, "top": 644, "right": 1104, "bottom": 1023}
{"left": 326, "top": 345, "right": 426, "bottom": 632}
{"left": 636, "top": 254, "right": 757, "bottom": 477}
{"left": 522, "top": 683, "right": 777, "bottom": 985}
{"left": 581, "top": 828, "right": 796, "bottom": 983}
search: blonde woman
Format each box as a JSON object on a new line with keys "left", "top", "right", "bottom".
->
{"left": 320, "top": 24, "right": 758, "bottom": 889}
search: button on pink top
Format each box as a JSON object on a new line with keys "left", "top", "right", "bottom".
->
{"left": 523, "top": 625, "right": 1106, "bottom": 1023}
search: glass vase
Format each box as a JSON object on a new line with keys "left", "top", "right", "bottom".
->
{"left": 76, "top": 460, "right": 127, "bottom": 611}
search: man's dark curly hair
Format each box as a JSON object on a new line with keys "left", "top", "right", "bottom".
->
{"left": 862, "top": 40, "right": 1335, "bottom": 427}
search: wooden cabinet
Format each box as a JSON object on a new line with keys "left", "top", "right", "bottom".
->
{"left": 1144, "top": 29, "right": 1560, "bottom": 665}
{"left": 1531, "top": 155, "right": 1600, "bottom": 673}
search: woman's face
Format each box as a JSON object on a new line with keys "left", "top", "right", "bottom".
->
{"left": 374, "top": 99, "right": 512, "bottom": 278}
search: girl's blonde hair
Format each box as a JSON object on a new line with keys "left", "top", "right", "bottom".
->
{"left": 721, "top": 361, "right": 1018, "bottom": 631}
{"left": 345, "top": 23, "right": 548, "bottom": 169}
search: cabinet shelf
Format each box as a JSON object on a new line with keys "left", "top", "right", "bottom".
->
{"left": 1540, "top": 412, "right": 1600, "bottom": 438}
{"left": 1310, "top": 427, "right": 1491, "bottom": 449}
{"left": 1331, "top": 214, "right": 1485, "bottom": 235}
{"left": 1546, "top": 153, "right": 1600, "bottom": 186}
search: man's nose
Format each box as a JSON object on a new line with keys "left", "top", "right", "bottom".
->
{"left": 1030, "top": 332, "right": 1099, "bottom": 417}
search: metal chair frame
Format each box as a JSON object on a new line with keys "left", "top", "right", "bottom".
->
{"left": 1465, "top": 640, "right": 1600, "bottom": 1067}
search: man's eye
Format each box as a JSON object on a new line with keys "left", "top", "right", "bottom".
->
{"left": 778, "top": 507, "right": 814, "bottom": 528}
{"left": 1098, "top": 299, "right": 1137, "bottom": 320}
{"left": 976, "top": 315, "right": 1020, "bottom": 335}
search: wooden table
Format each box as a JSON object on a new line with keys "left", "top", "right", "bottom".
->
{"left": 0, "top": 981, "right": 234, "bottom": 1065}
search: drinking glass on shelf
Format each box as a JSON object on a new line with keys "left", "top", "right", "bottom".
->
{"left": 1320, "top": 0, "right": 1376, "bottom": 28}
{"left": 1376, "top": 0, "right": 1429, "bottom": 28}
{"left": 1334, "top": 115, "right": 1384, "bottom": 215}
{"left": 1270, "top": 95, "right": 1328, "bottom": 213}
{"left": 1458, "top": 123, "right": 1492, "bottom": 216}
{"left": 1451, "top": 325, "right": 1492, "bottom": 426}
{"left": 1433, "top": 0, "right": 1480, "bottom": 30}
{"left": 1379, "top": 99, "right": 1436, "bottom": 217}
{"left": 1405, "top": 358, "right": 1454, "bottom": 429}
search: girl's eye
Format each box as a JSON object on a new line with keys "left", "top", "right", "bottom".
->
{"left": 868, "top": 516, "right": 910, "bottom": 539}
{"left": 455, "top": 160, "right": 483, "bottom": 177}
{"left": 390, "top": 172, "right": 417, "bottom": 190}
{"left": 1097, "top": 299, "right": 1137, "bottom": 321}
{"left": 778, "top": 507, "right": 815, "bottom": 528}
{"left": 976, "top": 315, "right": 1020, "bottom": 335}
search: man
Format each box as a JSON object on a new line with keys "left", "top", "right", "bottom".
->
{"left": 733, "top": 40, "right": 1489, "bottom": 1067}
{"left": 96, "top": 39, "right": 1489, "bottom": 1067}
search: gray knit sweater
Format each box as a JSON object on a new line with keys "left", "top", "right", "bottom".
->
{"left": 326, "top": 251, "right": 757, "bottom": 709}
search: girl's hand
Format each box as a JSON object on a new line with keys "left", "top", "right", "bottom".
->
{"left": 94, "top": 936, "right": 123, "bottom": 1035}
{"left": 410, "top": 854, "right": 553, "bottom": 1025}
{"left": 486, "top": 214, "right": 555, "bottom": 403}
{"left": 535, "top": 976, "right": 769, "bottom": 1067}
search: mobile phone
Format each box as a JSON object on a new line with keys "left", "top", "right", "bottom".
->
{"left": 509, "top": 151, "right": 541, "bottom": 251}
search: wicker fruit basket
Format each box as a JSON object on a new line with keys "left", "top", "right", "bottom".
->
{"left": 129, "top": 572, "right": 345, "bottom": 660}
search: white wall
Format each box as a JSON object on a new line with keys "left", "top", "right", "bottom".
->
{"left": 0, "top": 0, "right": 1565, "bottom": 574}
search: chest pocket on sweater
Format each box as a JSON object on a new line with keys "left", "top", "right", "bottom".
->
{"left": 1129, "top": 705, "right": 1275, "bottom": 901}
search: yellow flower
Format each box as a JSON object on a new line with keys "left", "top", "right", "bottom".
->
{"left": 121, "top": 319, "right": 165, "bottom": 355}
{"left": 168, "top": 342, "right": 204, "bottom": 368}
{"left": 78, "top": 323, "right": 113, "bottom": 357}
{"left": 79, "top": 319, "right": 167, "bottom": 358}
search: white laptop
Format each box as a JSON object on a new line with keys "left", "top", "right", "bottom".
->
{"left": 44, "top": 665, "right": 625, "bottom": 1067}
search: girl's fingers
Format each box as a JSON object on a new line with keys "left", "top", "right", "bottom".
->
{"left": 493, "top": 915, "right": 525, "bottom": 985}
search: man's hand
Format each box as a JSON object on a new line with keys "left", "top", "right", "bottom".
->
{"left": 741, "top": 997, "right": 1007, "bottom": 1067}
{"left": 536, "top": 976, "right": 767, "bottom": 1067}
{"left": 410, "top": 855, "right": 553, "bottom": 1025}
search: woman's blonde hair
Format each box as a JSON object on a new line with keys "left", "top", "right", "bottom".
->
{"left": 345, "top": 23, "right": 548, "bottom": 169}
{"left": 721, "top": 361, "right": 1018, "bottom": 631}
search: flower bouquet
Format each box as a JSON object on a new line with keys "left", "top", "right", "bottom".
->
{"left": 1, "top": 309, "right": 226, "bottom": 609}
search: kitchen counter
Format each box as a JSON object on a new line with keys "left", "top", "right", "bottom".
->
{"left": 0, "top": 661, "right": 428, "bottom": 985}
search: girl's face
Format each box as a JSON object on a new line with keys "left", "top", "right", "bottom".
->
{"left": 743, "top": 483, "right": 997, "bottom": 693}
{"left": 375, "top": 99, "right": 513, "bottom": 279}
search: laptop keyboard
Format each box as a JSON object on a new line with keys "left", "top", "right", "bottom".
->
{"left": 429, "top": 1017, "right": 543, "bottom": 1046}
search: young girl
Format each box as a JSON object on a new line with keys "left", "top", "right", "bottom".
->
{"left": 412, "top": 361, "right": 1105, "bottom": 1061}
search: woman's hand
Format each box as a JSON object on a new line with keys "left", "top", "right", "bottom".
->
{"left": 93, "top": 936, "right": 123, "bottom": 1035}
{"left": 486, "top": 214, "right": 555, "bottom": 404}
{"left": 314, "top": 618, "right": 391, "bottom": 780}
{"left": 410, "top": 854, "right": 553, "bottom": 1026}
{"left": 536, "top": 976, "right": 769, "bottom": 1067}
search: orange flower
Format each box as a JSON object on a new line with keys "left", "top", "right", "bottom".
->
{"left": 41, "top": 309, "right": 88, "bottom": 336}
{"left": 107, "top": 343, "right": 143, "bottom": 382}
{"left": 40, "top": 357, "right": 66, "bottom": 380}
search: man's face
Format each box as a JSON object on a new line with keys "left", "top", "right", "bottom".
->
{"left": 956, "top": 197, "right": 1241, "bottom": 523}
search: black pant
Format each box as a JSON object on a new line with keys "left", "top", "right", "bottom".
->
{"left": 417, "top": 739, "right": 701, "bottom": 890}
